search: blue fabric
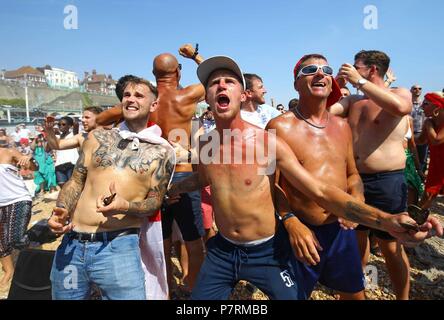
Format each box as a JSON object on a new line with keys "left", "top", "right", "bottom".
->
{"left": 292, "top": 221, "right": 365, "bottom": 298}
{"left": 357, "top": 169, "right": 407, "bottom": 240}
{"left": 162, "top": 171, "right": 204, "bottom": 241}
{"left": 50, "top": 233, "right": 146, "bottom": 300}
{"left": 191, "top": 223, "right": 302, "bottom": 300}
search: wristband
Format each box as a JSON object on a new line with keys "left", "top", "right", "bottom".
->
{"left": 281, "top": 212, "right": 296, "bottom": 222}
{"left": 192, "top": 43, "right": 199, "bottom": 59}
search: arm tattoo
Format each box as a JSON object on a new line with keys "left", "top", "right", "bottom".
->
{"left": 168, "top": 172, "right": 201, "bottom": 196}
{"left": 126, "top": 148, "right": 175, "bottom": 217}
{"left": 56, "top": 148, "right": 87, "bottom": 213}
{"left": 345, "top": 201, "right": 382, "bottom": 229}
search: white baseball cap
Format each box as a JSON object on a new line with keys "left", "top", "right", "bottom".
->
{"left": 197, "top": 56, "right": 246, "bottom": 89}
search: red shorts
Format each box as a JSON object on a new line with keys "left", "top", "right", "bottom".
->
{"left": 201, "top": 186, "right": 214, "bottom": 230}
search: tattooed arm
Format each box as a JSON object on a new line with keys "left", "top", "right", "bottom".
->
{"left": 48, "top": 135, "right": 92, "bottom": 234}
{"left": 274, "top": 134, "right": 443, "bottom": 243}
{"left": 56, "top": 141, "right": 89, "bottom": 213}
{"left": 126, "top": 148, "right": 175, "bottom": 217}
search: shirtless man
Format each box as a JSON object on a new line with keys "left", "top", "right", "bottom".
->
{"left": 267, "top": 54, "right": 366, "bottom": 299}
{"left": 167, "top": 56, "right": 442, "bottom": 300}
{"left": 0, "top": 145, "right": 38, "bottom": 286}
{"left": 330, "top": 50, "right": 413, "bottom": 299}
{"left": 47, "top": 78, "right": 175, "bottom": 300}
{"left": 45, "top": 106, "right": 103, "bottom": 150}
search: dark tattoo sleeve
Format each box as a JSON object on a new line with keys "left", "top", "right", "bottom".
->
{"left": 56, "top": 148, "right": 88, "bottom": 214}
{"left": 345, "top": 201, "right": 382, "bottom": 229}
{"left": 126, "top": 148, "right": 175, "bottom": 217}
{"left": 168, "top": 172, "right": 201, "bottom": 196}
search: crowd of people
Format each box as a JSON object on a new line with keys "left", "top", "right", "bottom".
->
{"left": 0, "top": 44, "right": 443, "bottom": 300}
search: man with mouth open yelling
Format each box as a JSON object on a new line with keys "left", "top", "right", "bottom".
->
{"left": 48, "top": 78, "right": 175, "bottom": 300}
{"left": 266, "top": 54, "right": 366, "bottom": 300}
{"left": 167, "top": 56, "right": 443, "bottom": 300}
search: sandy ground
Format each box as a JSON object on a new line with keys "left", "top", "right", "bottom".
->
{"left": 1, "top": 193, "right": 443, "bottom": 300}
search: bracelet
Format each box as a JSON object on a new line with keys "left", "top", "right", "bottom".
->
{"left": 188, "top": 150, "right": 192, "bottom": 163}
{"left": 192, "top": 43, "right": 199, "bottom": 59}
{"left": 281, "top": 212, "right": 296, "bottom": 222}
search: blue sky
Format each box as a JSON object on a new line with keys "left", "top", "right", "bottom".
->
{"left": 1, "top": 0, "right": 443, "bottom": 106}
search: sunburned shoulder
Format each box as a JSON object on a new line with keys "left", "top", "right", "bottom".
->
{"left": 266, "top": 111, "right": 296, "bottom": 130}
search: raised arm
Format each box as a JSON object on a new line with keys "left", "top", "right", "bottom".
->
{"left": 329, "top": 96, "right": 352, "bottom": 117}
{"left": 338, "top": 63, "right": 412, "bottom": 117}
{"left": 44, "top": 120, "right": 81, "bottom": 150}
{"left": 178, "top": 43, "right": 206, "bottom": 102}
{"left": 95, "top": 103, "right": 123, "bottom": 126}
{"left": 179, "top": 43, "right": 204, "bottom": 65}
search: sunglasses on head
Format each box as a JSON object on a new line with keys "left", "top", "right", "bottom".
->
{"left": 297, "top": 64, "right": 334, "bottom": 78}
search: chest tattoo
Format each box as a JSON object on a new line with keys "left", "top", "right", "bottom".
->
{"left": 92, "top": 130, "right": 166, "bottom": 174}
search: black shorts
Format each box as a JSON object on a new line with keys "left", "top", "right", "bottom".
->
{"left": 161, "top": 172, "right": 204, "bottom": 242}
{"left": 356, "top": 169, "right": 407, "bottom": 240}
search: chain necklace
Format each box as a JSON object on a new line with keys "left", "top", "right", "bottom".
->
{"left": 294, "top": 105, "right": 329, "bottom": 129}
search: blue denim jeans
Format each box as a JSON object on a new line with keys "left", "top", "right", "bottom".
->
{"left": 50, "top": 233, "right": 146, "bottom": 300}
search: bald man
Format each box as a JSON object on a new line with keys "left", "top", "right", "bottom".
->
{"left": 95, "top": 48, "right": 206, "bottom": 292}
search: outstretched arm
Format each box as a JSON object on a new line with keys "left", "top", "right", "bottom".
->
{"left": 274, "top": 135, "right": 442, "bottom": 242}
{"left": 95, "top": 103, "right": 123, "bottom": 126}
{"left": 10, "top": 148, "right": 38, "bottom": 171}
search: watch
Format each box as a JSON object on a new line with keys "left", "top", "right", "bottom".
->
{"left": 356, "top": 78, "right": 368, "bottom": 89}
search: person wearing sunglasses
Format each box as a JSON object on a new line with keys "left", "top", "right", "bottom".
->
{"left": 46, "top": 116, "right": 79, "bottom": 188}
{"left": 330, "top": 50, "right": 417, "bottom": 300}
{"left": 267, "top": 53, "right": 367, "bottom": 300}
{"left": 410, "top": 84, "right": 428, "bottom": 173}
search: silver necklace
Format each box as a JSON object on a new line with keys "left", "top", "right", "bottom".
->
{"left": 294, "top": 105, "right": 329, "bottom": 129}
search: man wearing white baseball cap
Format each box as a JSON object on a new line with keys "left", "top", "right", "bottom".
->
{"left": 168, "top": 55, "right": 442, "bottom": 300}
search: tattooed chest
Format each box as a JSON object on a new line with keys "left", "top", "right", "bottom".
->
{"left": 93, "top": 141, "right": 158, "bottom": 174}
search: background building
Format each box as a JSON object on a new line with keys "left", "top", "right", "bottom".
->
{"left": 38, "top": 65, "right": 79, "bottom": 90}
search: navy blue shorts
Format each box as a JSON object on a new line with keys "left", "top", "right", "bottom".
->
{"left": 161, "top": 171, "right": 204, "bottom": 242}
{"left": 356, "top": 169, "right": 407, "bottom": 240}
{"left": 191, "top": 222, "right": 303, "bottom": 300}
{"left": 292, "top": 221, "right": 365, "bottom": 298}
{"left": 55, "top": 162, "right": 74, "bottom": 185}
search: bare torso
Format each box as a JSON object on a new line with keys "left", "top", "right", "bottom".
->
{"left": 153, "top": 82, "right": 202, "bottom": 173}
{"left": 200, "top": 124, "right": 277, "bottom": 241}
{"left": 348, "top": 94, "right": 407, "bottom": 174}
{"left": 269, "top": 112, "right": 351, "bottom": 225}
{"left": 72, "top": 128, "right": 170, "bottom": 233}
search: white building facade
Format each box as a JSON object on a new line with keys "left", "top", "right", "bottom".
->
{"left": 45, "top": 68, "right": 79, "bottom": 89}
